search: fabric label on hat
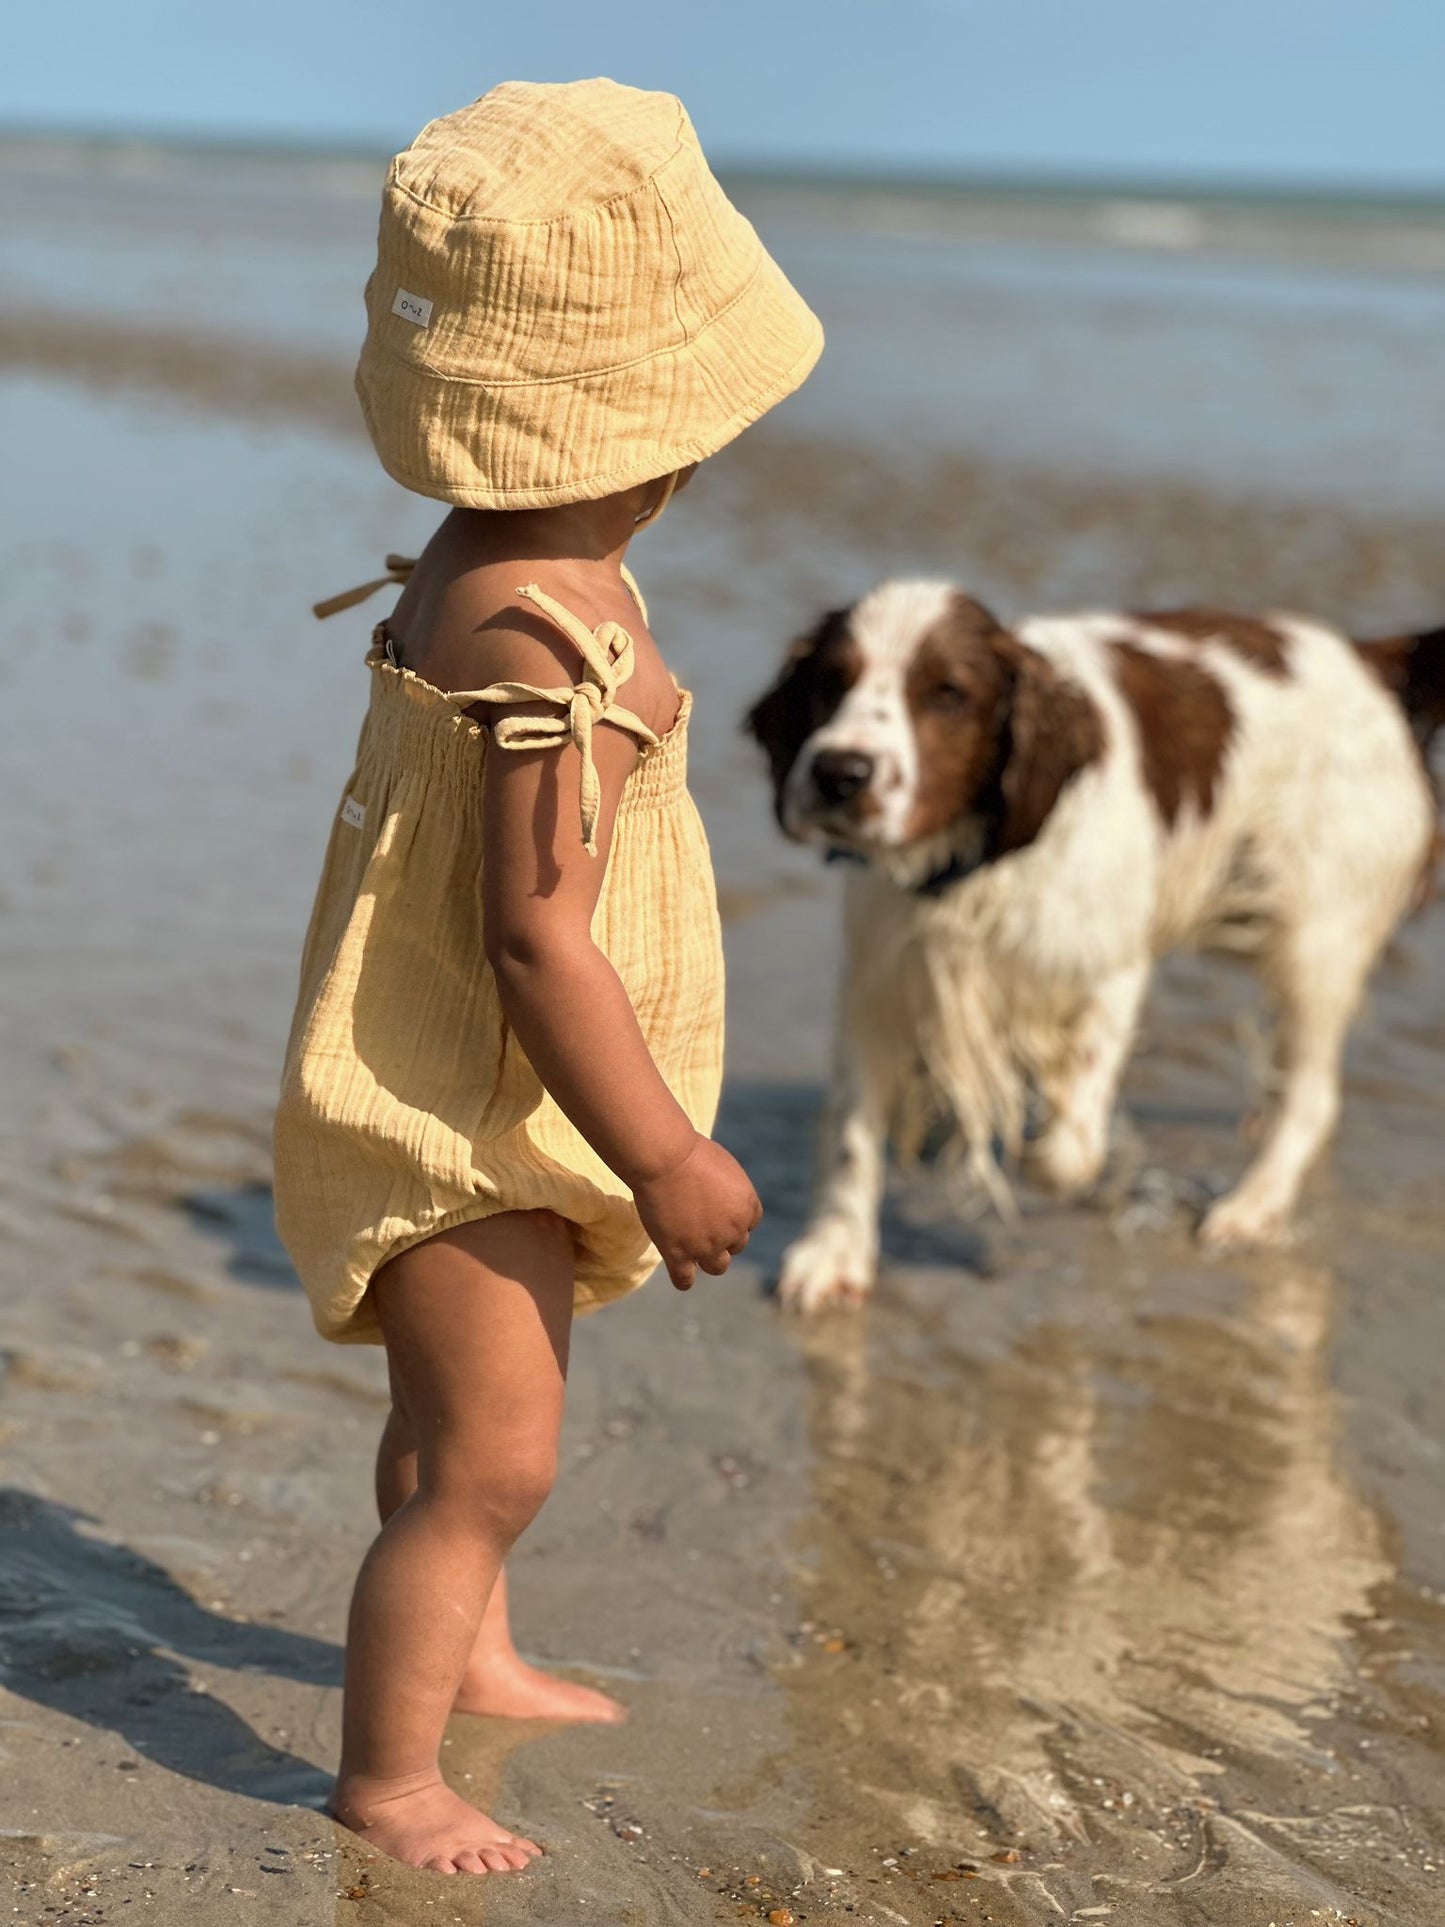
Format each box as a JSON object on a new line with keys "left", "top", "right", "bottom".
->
{"left": 340, "top": 796, "right": 367, "bottom": 830}
{"left": 391, "top": 288, "right": 433, "bottom": 328}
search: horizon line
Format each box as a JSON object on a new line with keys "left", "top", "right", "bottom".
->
{"left": 4, "top": 117, "right": 1445, "bottom": 210}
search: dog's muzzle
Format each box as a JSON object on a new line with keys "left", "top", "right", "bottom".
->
{"left": 782, "top": 744, "right": 884, "bottom": 845}
{"left": 809, "top": 748, "right": 875, "bottom": 808}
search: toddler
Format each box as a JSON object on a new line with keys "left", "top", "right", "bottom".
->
{"left": 273, "top": 79, "right": 822, "bottom": 1874}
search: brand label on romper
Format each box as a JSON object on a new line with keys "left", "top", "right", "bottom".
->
{"left": 340, "top": 796, "right": 366, "bottom": 830}
{"left": 391, "top": 287, "right": 433, "bottom": 327}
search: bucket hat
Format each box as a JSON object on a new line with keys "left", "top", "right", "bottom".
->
{"left": 355, "top": 78, "right": 824, "bottom": 509}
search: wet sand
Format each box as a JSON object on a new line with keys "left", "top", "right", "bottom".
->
{"left": 4, "top": 148, "right": 1445, "bottom": 1924}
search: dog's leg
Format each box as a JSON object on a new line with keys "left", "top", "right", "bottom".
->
{"left": 776, "top": 1040, "right": 896, "bottom": 1312}
{"left": 1200, "top": 922, "right": 1372, "bottom": 1249}
{"left": 776, "top": 927, "right": 904, "bottom": 1318}
{"left": 1031, "top": 960, "right": 1150, "bottom": 1197}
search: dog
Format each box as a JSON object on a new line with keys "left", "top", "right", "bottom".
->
{"left": 746, "top": 583, "right": 1443, "bottom": 1310}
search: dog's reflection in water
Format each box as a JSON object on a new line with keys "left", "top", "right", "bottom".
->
{"left": 784, "top": 1259, "right": 1402, "bottom": 1868}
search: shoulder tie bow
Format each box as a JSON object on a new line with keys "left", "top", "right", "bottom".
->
{"left": 312, "top": 561, "right": 658, "bottom": 855}
{"left": 463, "top": 584, "right": 658, "bottom": 855}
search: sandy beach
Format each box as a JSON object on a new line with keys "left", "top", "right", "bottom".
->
{"left": 3, "top": 144, "right": 1445, "bottom": 1924}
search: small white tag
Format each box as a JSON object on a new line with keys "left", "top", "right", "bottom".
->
{"left": 391, "top": 287, "right": 433, "bottom": 328}
{"left": 340, "top": 796, "right": 366, "bottom": 830}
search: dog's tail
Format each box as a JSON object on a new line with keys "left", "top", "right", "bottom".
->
{"left": 1356, "top": 624, "right": 1445, "bottom": 760}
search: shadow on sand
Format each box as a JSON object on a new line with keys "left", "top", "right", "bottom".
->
{"left": 184, "top": 1181, "right": 301, "bottom": 1290}
{"left": 0, "top": 1488, "right": 339, "bottom": 1804}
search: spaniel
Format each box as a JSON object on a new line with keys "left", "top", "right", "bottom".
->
{"left": 747, "top": 583, "right": 1442, "bottom": 1310}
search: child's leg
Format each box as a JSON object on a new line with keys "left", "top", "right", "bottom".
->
{"left": 330, "top": 1209, "right": 571, "bottom": 1874}
{"left": 377, "top": 1388, "right": 623, "bottom": 1724}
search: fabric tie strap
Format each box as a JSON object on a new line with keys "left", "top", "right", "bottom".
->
{"left": 312, "top": 564, "right": 658, "bottom": 855}
{"left": 312, "top": 555, "right": 417, "bottom": 621}
{"left": 313, "top": 558, "right": 646, "bottom": 626}
{"left": 458, "top": 584, "right": 658, "bottom": 856}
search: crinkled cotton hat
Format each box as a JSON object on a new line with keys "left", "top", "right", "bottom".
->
{"left": 355, "top": 78, "right": 824, "bottom": 509}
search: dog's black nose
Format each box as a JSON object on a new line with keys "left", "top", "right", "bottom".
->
{"left": 811, "top": 748, "right": 874, "bottom": 806}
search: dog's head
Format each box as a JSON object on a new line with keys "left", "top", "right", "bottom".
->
{"left": 746, "top": 581, "right": 1104, "bottom": 883}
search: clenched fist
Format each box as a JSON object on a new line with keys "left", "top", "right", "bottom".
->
{"left": 632, "top": 1135, "right": 762, "bottom": 1290}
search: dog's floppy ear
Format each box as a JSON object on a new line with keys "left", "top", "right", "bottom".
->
{"left": 990, "top": 633, "right": 1105, "bottom": 855}
{"left": 744, "top": 607, "right": 854, "bottom": 793}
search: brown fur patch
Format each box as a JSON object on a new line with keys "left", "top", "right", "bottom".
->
{"left": 745, "top": 609, "right": 861, "bottom": 820}
{"left": 901, "top": 593, "right": 1104, "bottom": 851}
{"left": 1357, "top": 626, "right": 1445, "bottom": 908}
{"left": 1110, "top": 641, "right": 1235, "bottom": 826}
{"left": 1356, "top": 627, "right": 1445, "bottom": 757}
{"left": 903, "top": 596, "right": 1014, "bottom": 842}
{"left": 1135, "top": 608, "right": 1292, "bottom": 677}
{"left": 992, "top": 632, "right": 1107, "bottom": 853}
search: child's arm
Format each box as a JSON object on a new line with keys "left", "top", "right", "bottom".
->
{"left": 480, "top": 641, "right": 759, "bottom": 1290}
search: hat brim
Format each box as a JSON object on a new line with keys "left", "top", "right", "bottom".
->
{"left": 355, "top": 249, "right": 823, "bottom": 510}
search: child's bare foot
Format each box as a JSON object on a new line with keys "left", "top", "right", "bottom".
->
{"left": 330, "top": 1768, "right": 542, "bottom": 1874}
{"left": 454, "top": 1651, "right": 627, "bottom": 1723}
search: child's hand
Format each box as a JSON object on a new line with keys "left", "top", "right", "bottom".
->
{"left": 633, "top": 1136, "right": 762, "bottom": 1290}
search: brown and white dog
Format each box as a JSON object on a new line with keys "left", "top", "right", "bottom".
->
{"left": 747, "top": 584, "right": 1443, "bottom": 1310}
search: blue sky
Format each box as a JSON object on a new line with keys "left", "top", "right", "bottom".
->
{"left": 7, "top": 0, "right": 1445, "bottom": 188}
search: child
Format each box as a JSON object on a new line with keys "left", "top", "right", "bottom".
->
{"left": 273, "top": 80, "right": 822, "bottom": 1875}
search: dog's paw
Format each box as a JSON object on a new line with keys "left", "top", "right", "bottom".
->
{"left": 1029, "top": 1120, "right": 1108, "bottom": 1198}
{"left": 775, "top": 1224, "right": 875, "bottom": 1313}
{"left": 1198, "top": 1187, "right": 1296, "bottom": 1251}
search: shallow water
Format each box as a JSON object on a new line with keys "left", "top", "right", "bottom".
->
{"left": 3, "top": 146, "right": 1445, "bottom": 1925}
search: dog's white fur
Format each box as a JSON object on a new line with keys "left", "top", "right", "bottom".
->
{"left": 771, "top": 582, "right": 1436, "bottom": 1311}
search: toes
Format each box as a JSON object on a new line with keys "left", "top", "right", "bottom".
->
{"left": 478, "top": 1844, "right": 525, "bottom": 1873}
{"left": 495, "top": 1834, "right": 539, "bottom": 1867}
{"left": 421, "top": 1834, "right": 540, "bottom": 1877}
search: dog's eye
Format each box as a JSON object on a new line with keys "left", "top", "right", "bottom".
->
{"left": 927, "top": 681, "right": 973, "bottom": 712}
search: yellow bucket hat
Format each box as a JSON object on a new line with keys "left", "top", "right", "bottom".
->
{"left": 355, "top": 78, "right": 824, "bottom": 510}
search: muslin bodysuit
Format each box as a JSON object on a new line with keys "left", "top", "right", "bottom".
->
{"left": 273, "top": 565, "right": 725, "bottom": 1344}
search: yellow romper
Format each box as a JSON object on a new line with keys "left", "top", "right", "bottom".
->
{"left": 273, "top": 563, "right": 725, "bottom": 1344}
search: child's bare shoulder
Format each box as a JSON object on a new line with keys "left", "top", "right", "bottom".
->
{"left": 392, "top": 572, "right": 581, "bottom": 696}
{"left": 399, "top": 565, "right": 676, "bottom": 737}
